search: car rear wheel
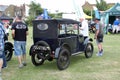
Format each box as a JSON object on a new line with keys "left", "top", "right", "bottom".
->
{"left": 85, "top": 43, "right": 94, "bottom": 58}
{"left": 57, "top": 48, "right": 70, "bottom": 70}
{"left": 31, "top": 41, "right": 51, "bottom": 66}
{"left": 31, "top": 51, "right": 45, "bottom": 66}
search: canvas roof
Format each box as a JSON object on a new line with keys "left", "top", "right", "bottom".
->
{"left": 0, "top": 14, "right": 13, "bottom": 20}
{"left": 105, "top": 3, "right": 120, "bottom": 16}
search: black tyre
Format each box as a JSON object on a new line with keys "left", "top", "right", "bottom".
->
{"left": 31, "top": 41, "right": 51, "bottom": 66}
{"left": 57, "top": 48, "right": 70, "bottom": 70}
{"left": 36, "top": 41, "right": 52, "bottom": 61}
{"left": 31, "top": 51, "right": 45, "bottom": 66}
{"left": 5, "top": 45, "right": 13, "bottom": 61}
{"left": 85, "top": 43, "right": 94, "bottom": 58}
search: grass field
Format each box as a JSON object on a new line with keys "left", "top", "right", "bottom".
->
{"left": 2, "top": 27, "right": 120, "bottom": 80}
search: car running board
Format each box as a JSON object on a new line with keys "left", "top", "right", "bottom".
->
{"left": 72, "top": 52, "right": 83, "bottom": 56}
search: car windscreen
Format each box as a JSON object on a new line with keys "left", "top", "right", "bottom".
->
{"left": 59, "top": 24, "right": 79, "bottom": 35}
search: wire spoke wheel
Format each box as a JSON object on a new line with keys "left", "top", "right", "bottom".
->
{"left": 85, "top": 43, "right": 93, "bottom": 58}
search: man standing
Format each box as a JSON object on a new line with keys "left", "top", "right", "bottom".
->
{"left": 79, "top": 18, "right": 89, "bottom": 38}
{"left": 94, "top": 18, "right": 104, "bottom": 56}
{"left": 12, "top": 16, "right": 28, "bottom": 68}
{"left": 0, "top": 22, "right": 6, "bottom": 80}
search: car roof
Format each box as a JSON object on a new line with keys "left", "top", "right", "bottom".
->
{"left": 33, "top": 18, "right": 80, "bottom": 24}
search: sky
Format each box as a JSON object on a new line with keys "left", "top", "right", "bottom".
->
{"left": 0, "top": 0, "right": 120, "bottom": 12}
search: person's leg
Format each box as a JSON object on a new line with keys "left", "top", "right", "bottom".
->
{"left": 17, "top": 56, "right": 22, "bottom": 65}
{"left": 14, "top": 41, "right": 23, "bottom": 68}
{"left": 115, "top": 26, "right": 118, "bottom": 34}
{"left": 116, "top": 26, "right": 119, "bottom": 33}
{"left": 0, "top": 52, "right": 3, "bottom": 80}
{"left": 97, "top": 42, "right": 103, "bottom": 55}
{"left": 0, "top": 59, "right": 3, "bottom": 72}
{"left": 17, "top": 55, "right": 24, "bottom": 68}
{"left": 98, "top": 43, "right": 102, "bottom": 51}
{"left": 96, "top": 37, "right": 103, "bottom": 56}
{"left": 112, "top": 25, "right": 115, "bottom": 33}
{"left": 22, "top": 54, "right": 26, "bottom": 66}
{"left": 2, "top": 52, "right": 7, "bottom": 68}
{"left": 21, "top": 41, "right": 27, "bottom": 66}
{"left": 0, "top": 59, "right": 3, "bottom": 80}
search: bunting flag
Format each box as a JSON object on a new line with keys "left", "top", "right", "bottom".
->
{"left": 43, "top": 9, "right": 49, "bottom": 19}
{"left": 93, "top": 6, "right": 100, "bottom": 19}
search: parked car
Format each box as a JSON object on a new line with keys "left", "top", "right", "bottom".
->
{"left": 29, "top": 18, "right": 94, "bottom": 70}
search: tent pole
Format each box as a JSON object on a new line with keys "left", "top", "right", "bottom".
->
{"left": 91, "top": 9, "right": 92, "bottom": 22}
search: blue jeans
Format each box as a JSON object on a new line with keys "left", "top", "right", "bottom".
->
{"left": 14, "top": 41, "right": 26, "bottom": 56}
{"left": 0, "top": 51, "right": 7, "bottom": 68}
{"left": 2, "top": 51, "right": 7, "bottom": 68}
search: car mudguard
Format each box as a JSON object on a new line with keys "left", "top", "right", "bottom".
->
{"left": 55, "top": 43, "right": 71, "bottom": 58}
{"left": 84, "top": 37, "right": 93, "bottom": 45}
{"left": 29, "top": 44, "right": 34, "bottom": 56}
{"left": 54, "top": 47, "right": 61, "bottom": 58}
{"left": 5, "top": 41, "right": 13, "bottom": 48}
{"left": 84, "top": 37, "right": 89, "bottom": 45}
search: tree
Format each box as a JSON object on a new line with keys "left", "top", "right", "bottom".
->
{"left": 29, "top": 1, "right": 43, "bottom": 18}
{"left": 26, "top": 1, "right": 43, "bottom": 26}
{"left": 83, "top": 9, "right": 92, "bottom": 16}
{"left": 96, "top": 0, "right": 108, "bottom": 11}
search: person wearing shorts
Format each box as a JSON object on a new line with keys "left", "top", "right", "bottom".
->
{"left": 112, "top": 18, "right": 120, "bottom": 34}
{"left": 12, "top": 16, "right": 28, "bottom": 68}
{"left": 94, "top": 18, "right": 104, "bottom": 56}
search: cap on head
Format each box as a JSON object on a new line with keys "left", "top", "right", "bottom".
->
{"left": 93, "top": 18, "right": 100, "bottom": 21}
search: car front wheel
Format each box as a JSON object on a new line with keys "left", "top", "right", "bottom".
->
{"left": 85, "top": 43, "right": 94, "bottom": 58}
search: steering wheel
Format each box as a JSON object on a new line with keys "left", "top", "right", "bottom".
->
{"left": 67, "top": 30, "right": 75, "bottom": 34}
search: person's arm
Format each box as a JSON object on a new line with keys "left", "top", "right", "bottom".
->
{"left": 95, "top": 29, "right": 99, "bottom": 39}
{"left": 80, "top": 26, "right": 84, "bottom": 30}
{"left": 26, "top": 25, "right": 28, "bottom": 36}
{"left": 80, "top": 22, "right": 85, "bottom": 30}
{"left": 12, "top": 29, "right": 15, "bottom": 39}
{"left": 94, "top": 24, "right": 99, "bottom": 39}
{"left": 26, "top": 31, "right": 28, "bottom": 36}
{"left": 11, "top": 22, "right": 16, "bottom": 39}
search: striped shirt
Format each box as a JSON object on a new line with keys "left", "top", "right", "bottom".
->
{"left": 0, "top": 23, "right": 5, "bottom": 51}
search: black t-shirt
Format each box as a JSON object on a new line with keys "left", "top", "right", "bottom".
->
{"left": 12, "top": 22, "right": 28, "bottom": 41}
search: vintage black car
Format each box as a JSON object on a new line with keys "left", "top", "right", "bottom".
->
{"left": 29, "top": 18, "right": 94, "bottom": 70}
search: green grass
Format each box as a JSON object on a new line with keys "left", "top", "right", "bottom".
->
{"left": 2, "top": 27, "right": 120, "bottom": 80}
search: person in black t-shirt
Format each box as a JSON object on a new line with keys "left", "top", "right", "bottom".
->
{"left": 12, "top": 16, "right": 28, "bottom": 68}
